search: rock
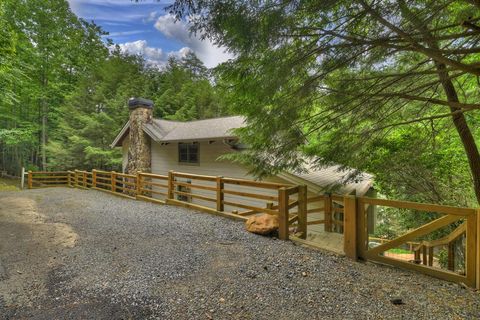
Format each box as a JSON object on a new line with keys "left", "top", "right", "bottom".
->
{"left": 245, "top": 214, "right": 279, "bottom": 235}
{"left": 390, "top": 297, "right": 404, "bottom": 305}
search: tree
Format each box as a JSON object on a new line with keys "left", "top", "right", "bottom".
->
{"left": 47, "top": 49, "right": 149, "bottom": 170}
{"left": 170, "top": 0, "right": 480, "bottom": 205}
{"left": 151, "top": 53, "right": 229, "bottom": 120}
{"left": 1, "top": 1, "right": 230, "bottom": 174}
{"left": 0, "top": 0, "right": 108, "bottom": 174}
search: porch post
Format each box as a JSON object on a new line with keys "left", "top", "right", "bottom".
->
{"left": 343, "top": 195, "right": 358, "bottom": 260}
{"left": 278, "top": 187, "right": 289, "bottom": 240}
{"left": 297, "top": 185, "right": 307, "bottom": 239}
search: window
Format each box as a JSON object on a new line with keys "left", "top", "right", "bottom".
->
{"left": 178, "top": 142, "right": 199, "bottom": 164}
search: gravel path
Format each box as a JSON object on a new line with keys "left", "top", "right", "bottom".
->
{"left": 1, "top": 188, "right": 479, "bottom": 319}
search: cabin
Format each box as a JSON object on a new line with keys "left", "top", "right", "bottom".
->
{"left": 111, "top": 98, "right": 375, "bottom": 243}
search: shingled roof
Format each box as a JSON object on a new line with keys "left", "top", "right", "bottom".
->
{"left": 111, "top": 116, "right": 245, "bottom": 147}
{"left": 278, "top": 164, "right": 373, "bottom": 196}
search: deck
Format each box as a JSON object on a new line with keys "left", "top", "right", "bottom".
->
{"left": 303, "top": 211, "right": 344, "bottom": 255}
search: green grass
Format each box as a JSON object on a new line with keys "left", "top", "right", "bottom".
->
{"left": 0, "top": 177, "right": 20, "bottom": 191}
{"left": 387, "top": 248, "right": 412, "bottom": 254}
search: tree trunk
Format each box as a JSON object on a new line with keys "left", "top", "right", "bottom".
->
{"left": 436, "top": 62, "right": 480, "bottom": 204}
{"left": 41, "top": 104, "right": 47, "bottom": 171}
{"left": 396, "top": 2, "right": 480, "bottom": 204}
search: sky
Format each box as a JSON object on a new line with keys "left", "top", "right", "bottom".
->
{"left": 67, "top": 0, "right": 232, "bottom": 68}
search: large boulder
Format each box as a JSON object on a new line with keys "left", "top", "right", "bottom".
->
{"left": 245, "top": 214, "right": 279, "bottom": 235}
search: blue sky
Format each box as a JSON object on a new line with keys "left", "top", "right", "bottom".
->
{"left": 68, "top": 0, "right": 231, "bottom": 68}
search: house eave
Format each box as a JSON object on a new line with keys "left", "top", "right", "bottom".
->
{"left": 277, "top": 171, "right": 373, "bottom": 196}
{"left": 110, "top": 120, "right": 130, "bottom": 148}
{"left": 153, "top": 136, "right": 239, "bottom": 144}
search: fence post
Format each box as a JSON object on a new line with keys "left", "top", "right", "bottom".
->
{"left": 343, "top": 195, "right": 358, "bottom": 260}
{"left": 111, "top": 171, "right": 116, "bottom": 192}
{"left": 92, "top": 169, "right": 97, "bottom": 188}
{"left": 428, "top": 246, "right": 434, "bottom": 266}
{"left": 324, "top": 193, "right": 332, "bottom": 232}
{"left": 83, "top": 171, "right": 87, "bottom": 187}
{"left": 297, "top": 185, "right": 307, "bottom": 239}
{"left": 27, "top": 170, "right": 32, "bottom": 189}
{"left": 278, "top": 187, "right": 289, "bottom": 240}
{"left": 21, "top": 167, "right": 25, "bottom": 189}
{"left": 216, "top": 176, "right": 224, "bottom": 212}
{"left": 168, "top": 170, "right": 174, "bottom": 199}
{"left": 136, "top": 171, "right": 142, "bottom": 198}
{"left": 476, "top": 209, "right": 480, "bottom": 290}
{"left": 466, "top": 211, "right": 477, "bottom": 288}
{"left": 356, "top": 198, "right": 368, "bottom": 261}
{"left": 447, "top": 242, "right": 455, "bottom": 271}
{"left": 74, "top": 170, "right": 79, "bottom": 187}
{"left": 414, "top": 249, "right": 421, "bottom": 263}
{"left": 422, "top": 246, "right": 428, "bottom": 265}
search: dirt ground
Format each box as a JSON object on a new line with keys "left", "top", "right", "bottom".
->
{"left": 0, "top": 195, "right": 78, "bottom": 304}
{"left": 1, "top": 188, "right": 480, "bottom": 320}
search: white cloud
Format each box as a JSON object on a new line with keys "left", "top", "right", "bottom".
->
{"left": 144, "top": 11, "right": 159, "bottom": 23}
{"left": 107, "top": 30, "right": 146, "bottom": 37}
{"left": 69, "top": 0, "right": 171, "bottom": 6}
{"left": 67, "top": 0, "right": 155, "bottom": 22}
{"left": 116, "top": 40, "right": 190, "bottom": 68}
{"left": 154, "top": 14, "right": 233, "bottom": 68}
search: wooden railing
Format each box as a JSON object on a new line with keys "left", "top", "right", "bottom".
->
{"left": 26, "top": 169, "right": 480, "bottom": 289}
{"left": 348, "top": 196, "right": 479, "bottom": 288}
{"left": 305, "top": 194, "right": 344, "bottom": 233}
{"left": 27, "top": 169, "right": 307, "bottom": 240}
{"left": 412, "top": 222, "right": 466, "bottom": 271}
{"left": 27, "top": 171, "right": 70, "bottom": 188}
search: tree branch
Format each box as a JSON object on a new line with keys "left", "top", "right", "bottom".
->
{"left": 359, "top": 0, "right": 480, "bottom": 76}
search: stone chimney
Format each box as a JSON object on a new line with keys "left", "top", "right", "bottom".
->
{"left": 126, "top": 97, "right": 153, "bottom": 174}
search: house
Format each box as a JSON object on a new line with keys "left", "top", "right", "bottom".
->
{"left": 111, "top": 98, "right": 375, "bottom": 238}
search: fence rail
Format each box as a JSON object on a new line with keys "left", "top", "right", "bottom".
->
{"left": 352, "top": 196, "right": 478, "bottom": 288}
{"left": 27, "top": 169, "right": 307, "bottom": 240}
{"left": 26, "top": 169, "right": 480, "bottom": 289}
{"left": 27, "top": 171, "right": 70, "bottom": 188}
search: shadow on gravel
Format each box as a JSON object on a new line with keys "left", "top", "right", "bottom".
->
{"left": 3, "top": 296, "right": 154, "bottom": 320}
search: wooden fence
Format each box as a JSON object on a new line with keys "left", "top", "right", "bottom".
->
{"left": 27, "top": 169, "right": 307, "bottom": 240}
{"left": 26, "top": 169, "right": 480, "bottom": 289}
{"left": 347, "top": 196, "right": 479, "bottom": 288}
{"left": 27, "top": 171, "right": 70, "bottom": 188}
{"left": 305, "top": 194, "right": 344, "bottom": 233}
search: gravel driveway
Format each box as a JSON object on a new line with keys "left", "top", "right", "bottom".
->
{"left": 1, "top": 188, "right": 479, "bottom": 319}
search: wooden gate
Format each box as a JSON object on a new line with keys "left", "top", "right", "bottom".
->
{"left": 349, "top": 196, "right": 478, "bottom": 288}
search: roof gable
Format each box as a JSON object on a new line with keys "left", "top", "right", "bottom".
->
{"left": 110, "top": 120, "right": 130, "bottom": 148}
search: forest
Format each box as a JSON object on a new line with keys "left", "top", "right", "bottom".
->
{"left": 1, "top": 0, "right": 480, "bottom": 211}
{"left": 0, "top": 0, "right": 230, "bottom": 176}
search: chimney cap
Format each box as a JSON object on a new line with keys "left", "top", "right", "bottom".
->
{"left": 128, "top": 97, "right": 153, "bottom": 110}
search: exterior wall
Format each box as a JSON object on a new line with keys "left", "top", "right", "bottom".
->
{"left": 151, "top": 140, "right": 281, "bottom": 211}
{"left": 152, "top": 140, "right": 261, "bottom": 180}
{"left": 124, "top": 139, "right": 325, "bottom": 234}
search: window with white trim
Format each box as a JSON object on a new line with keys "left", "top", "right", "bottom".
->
{"left": 178, "top": 142, "right": 199, "bottom": 164}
